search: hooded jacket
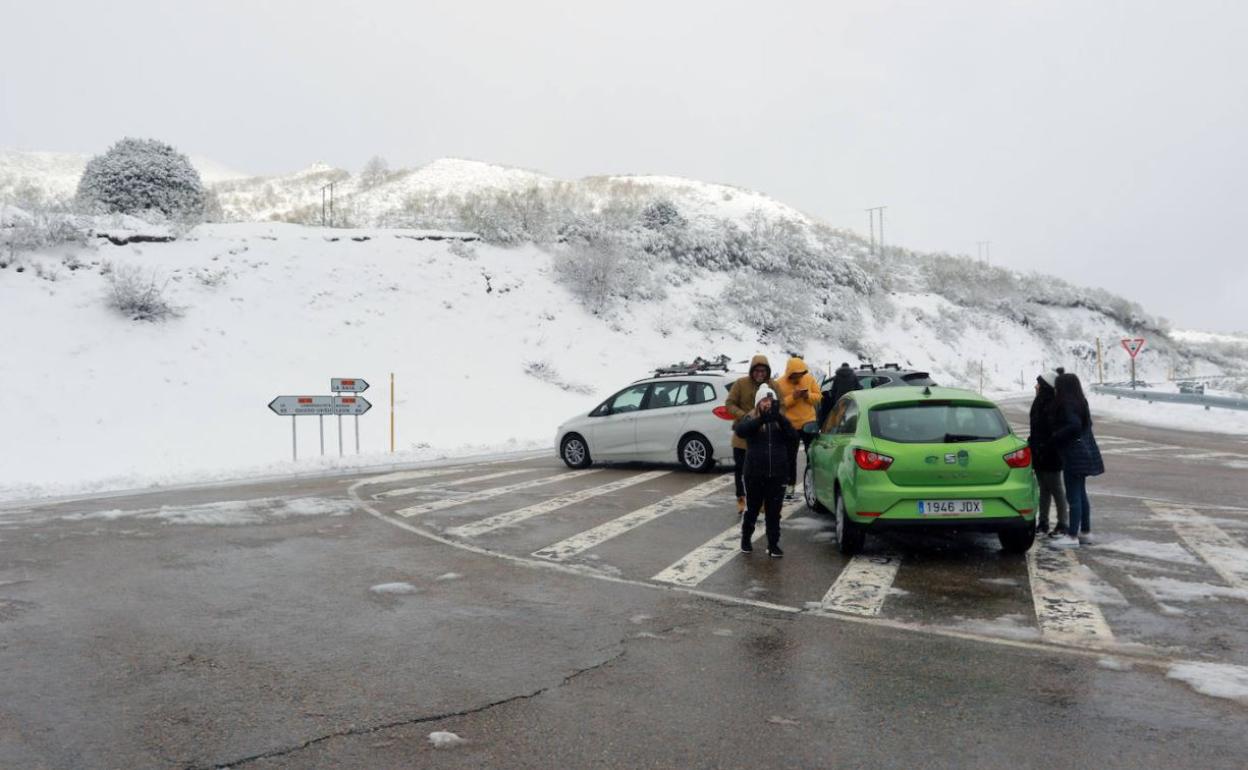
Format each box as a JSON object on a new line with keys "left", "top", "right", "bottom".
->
{"left": 773, "top": 357, "right": 823, "bottom": 431}
{"left": 818, "top": 364, "right": 862, "bottom": 427}
{"left": 1027, "top": 382, "right": 1063, "bottom": 472}
{"left": 1052, "top": 403, "right": 1104, "bottom": 477}
{"left": 725, "top": 354, "right": 779, "bottom": 450}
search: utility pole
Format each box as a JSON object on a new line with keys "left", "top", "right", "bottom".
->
{"left": 976, "top": 241, "right": 991, "bottom": 264}
{"left": 866, "top": 206, "right": 887, "bottom": 255}
{"left": 321, "top": 181, "right": 336, "bottom": 227}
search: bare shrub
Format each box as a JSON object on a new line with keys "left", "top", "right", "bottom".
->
{"left": 105, "top": 264, "right": 183, "bottom": 322}
{"left": 523, "top": 360, "right": 594, "bottom": 395}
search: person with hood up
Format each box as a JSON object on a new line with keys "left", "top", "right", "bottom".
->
{"left": 1049, "top": 372, "right": 1104, "bottom": 547}
{"left": 774, "top": 356, "right": 823, "bottom": 499}
{"left": 724, "top": 355, "right": 779, "bottom": 514}
{"left": 1027, "top": 370, "right": 1068, "bottom": 537}
{"left": 818, "top": 362, "right": 862, "bottom": 428}
{"left": 734, "top": 385, "right": 796, "bottom": 557}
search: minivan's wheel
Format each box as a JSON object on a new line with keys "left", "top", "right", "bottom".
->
{"left": 834, "top": 493, "right": 866, "bottom": 555}
{"left": 560, "top": 434, "right": 592, "bottom": 469}
{"left": 998, "top": 526, "right": 1036, "bottom": 554}
{"left": 803, "top": 466, "right": 827, "bottom": 513}
{"left": 678, "top": 434, "right": 713, "bottom": 473}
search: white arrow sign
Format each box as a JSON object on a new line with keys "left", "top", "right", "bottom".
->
{"left": 331, "top": 378, "right": 369, "bottom": 393}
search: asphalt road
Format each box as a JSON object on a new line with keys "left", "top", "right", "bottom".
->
{"left": 1, "top": 405, "right": 1246, "bottom": 768}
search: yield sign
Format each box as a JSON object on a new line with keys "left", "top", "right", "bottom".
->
{"left": 1121, "top": 338, "right": 1146, "bottom": 358}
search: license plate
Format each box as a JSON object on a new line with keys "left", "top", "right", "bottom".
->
{"left": 918, "top": 499, "right": 983, "bottom": 516}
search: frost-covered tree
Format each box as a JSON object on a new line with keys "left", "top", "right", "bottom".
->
{"left": 76, "top": 137, "right": 205, "bottom": 219}
{"left": 641, "top": 198, "right": 686, "bottom": 231}
{"left": 360, "top": 155, "right": 390, "bottom": 189}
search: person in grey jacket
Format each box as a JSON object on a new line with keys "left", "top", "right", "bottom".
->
{"left": 1050, "top": 372, "right": 1104, "bottom": 546}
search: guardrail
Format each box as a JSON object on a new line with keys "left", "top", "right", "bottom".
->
{"left": 1092, "top": 384, "right": 1248, "bottom": 411}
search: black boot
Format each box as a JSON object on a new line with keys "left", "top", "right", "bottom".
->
{"left": 741, "top": 535, "right": 753, "bottom": 554}
{"left": 767, "top": 544, "right": 784, "bottom": 558}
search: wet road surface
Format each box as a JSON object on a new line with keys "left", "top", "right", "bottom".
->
{"left": 0, "top": 405, "right": 1245, "bottom": 768}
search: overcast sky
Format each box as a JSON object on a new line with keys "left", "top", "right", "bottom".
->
{"left": 3, "top": 0, "right": 1245, "bottom": 331}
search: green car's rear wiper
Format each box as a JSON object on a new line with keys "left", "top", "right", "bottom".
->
{"left": 943, "top": 433, "right": 991, "bottom": 443}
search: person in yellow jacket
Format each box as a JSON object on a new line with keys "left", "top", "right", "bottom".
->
{"left": 724, "top": 354, "right": 779, "bottom": 514}
{"left": 773, "top": 356, "right": 823, "bottom": 499}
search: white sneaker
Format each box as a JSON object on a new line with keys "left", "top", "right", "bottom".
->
{"left": 1078, "top": 533, "right": 1093, "bottom": 545}
{"left": 1049, "top": 535, "right": 1080, "bottom": 548}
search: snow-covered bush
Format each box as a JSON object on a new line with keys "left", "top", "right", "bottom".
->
{"left": 105, "top": 264, "right": 183, "bottom": 322}
{"left": 641, "top": 198, "right": 686, "bottom": 231}
{"left": 552, "top": 237, "right": 663, "bottom": 312}
{"left": 359, "top": 155, "right": 390, "bottom": 189}
{"left": 523, "top": 360, "right": 594, "bottom": 394}
{"left": 76, "top": 138, "right": 205, "bottom": 221}
{"left": 724, "top": 271, "right": 819, "bottom": 349}
{"left": 1, "top": 204, "right": 88, "bottom": 263}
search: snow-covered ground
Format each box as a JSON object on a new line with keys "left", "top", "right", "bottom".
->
{"left": 2, "top": 220, "right": 1244, "bottom": 502}
{"left": 1089, "top": 392, "right": 1248, "bottom": 436}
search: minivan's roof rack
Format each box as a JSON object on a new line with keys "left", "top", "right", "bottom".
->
{"left": 651, "top": 354, "right": 732, "bottom": 377}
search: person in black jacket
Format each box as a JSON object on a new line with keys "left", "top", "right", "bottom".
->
{"left": 1027, "top": 370, "right": 1067, "bottom": 537}
{"left": 818, "top": 363, "right": 862, "bottom": 427}
{"left": 1050, "top": 372, "right": 1105, "bottom": 546}
{"left": 734, "top": 385, "right": 796, "bottom": 558}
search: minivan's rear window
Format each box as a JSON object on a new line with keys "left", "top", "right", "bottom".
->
{"left": 869, "top": 402, "right": 1008, "bottom": 443}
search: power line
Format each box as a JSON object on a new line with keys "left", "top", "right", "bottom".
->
{"left": 865, "top": 206, "right": 887, "bottom": 255}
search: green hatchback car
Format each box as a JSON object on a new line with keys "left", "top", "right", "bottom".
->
{"left": 803, "top": 386, "right": 1038, "bottom": 555}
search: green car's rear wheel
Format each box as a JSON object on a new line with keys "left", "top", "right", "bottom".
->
{"left": 834, "top": 493, "right": 865, "bottom": 555}
{"left": 998, "top": 526, "right": 1036, "bottom": 554}
{"left": 803, "top": 466, "right": 826, "bottom": 513}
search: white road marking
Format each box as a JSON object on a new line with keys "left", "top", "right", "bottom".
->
{"left": 1146, "top": 500, "right": 1248, "bottom": 589}
{"left": 362, "top": 458, "right": 527, "bottom": 486}
{"left": 652, "top": 507, "right": 798, "bottom": 587}
{"left": 819, "top": 553, "right": 903, "bottom": 616}
{"left": 1026, "top": 546, "right": 1115, "bottom": 646}
{"left": 1102, "top": 444, "right": 1182, "bottom": 455}
{"left": 373, "top": 468, "right": 539, "bottom": 498}
{"left": 532, "top": 475, "right": 735, "bottom": 561}
{"left": 396, "top": 469, "right": 602, "bottom": 518}
{"left": 445, "top": 470, "right": 671, "bottom": 538}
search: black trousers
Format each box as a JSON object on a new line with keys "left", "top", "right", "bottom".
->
{"left": 785, "top": 432, "right": 814, "bottom": 486}
{"left": 733, "top": 447, "right": 747, "bottom": 498}
{"left": 742, "top": 475, "right": 785, "bottom": 550}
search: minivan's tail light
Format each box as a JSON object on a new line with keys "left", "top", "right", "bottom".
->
{"left": 712, "top": 406, "right": 734, "bottom": 421}
{"left": 853, "top": 448, "right": 894, "bottom": 471}
{"left": 1003, "top": 447, "right": 1032, "bottom": 468}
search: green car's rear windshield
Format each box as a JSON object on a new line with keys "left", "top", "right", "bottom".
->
{"left": 868, "top": 401, "right": 1009, "bottom": 444}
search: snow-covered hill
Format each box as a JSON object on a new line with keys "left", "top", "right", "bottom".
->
{"left": 1, "top": 219, "right": 1240, "bottom": 501}
{"left": 0, "top": 149, "right": 247, "bottom": 205}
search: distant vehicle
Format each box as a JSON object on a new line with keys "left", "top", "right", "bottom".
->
{"left": 803, "top": 386, "right": 1038, "bottom": 555}
{"left": 817, "top": 364, "right": 936, "bottom": 427}
{"left": 1177, "top": 381, "right": 1205, "bottom": 395}
{"left": 555, "top": 358, "right": 737, "bottom": 472}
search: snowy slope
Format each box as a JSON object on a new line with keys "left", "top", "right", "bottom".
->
{"left": 4, "top": 222, "right": 1238, "bottom": 501}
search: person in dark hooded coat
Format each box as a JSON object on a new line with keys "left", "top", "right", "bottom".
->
{"left": 1027, "top": 370, "right": 1067, "bottom": 536}
{"left": 818, "top": 363, "right": 861, "bottom": 427}
{"left": 1050, "top": 372, "right": 1104, "bottom": 546}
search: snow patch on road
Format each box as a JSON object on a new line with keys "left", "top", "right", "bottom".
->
{"left": 1167, "top": 661, "right": 1248, "bottom": 704}
{"left": 369, "top": 582, "right": 419, "bottom": 595}
{"left": 1096, "top": 537, "right": 1199, "bottom": 565}
{"left": 60, "top": 496, "right": 355, "bottom": 526}
{"left": 427, "top": 730, "right": 467, "bottom": 749}
{"left": 949, "top": 613, "right": 1042, "bottom": 641}
{"left": 1133, "top": 576, "right": 1248, "bottom": 603}
{"left": 434, "top": 572, "right": 462, "bottom": 581}
{"left": 1097, "top": 657, "right": 1134, "bottom": 672}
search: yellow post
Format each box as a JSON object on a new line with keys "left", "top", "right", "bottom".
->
{"left": 389, "top": 372, "right": 395, "bottom": 453}
{"left": 1096, "top": 338, "right": 1104, "bottom": 384}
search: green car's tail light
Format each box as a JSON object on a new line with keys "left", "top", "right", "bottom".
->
{"left": 1003, "top": 447, "right": 1031, "bottom": 468}
{"left": 854, "top": 448, "right": 894, "bottom": 471}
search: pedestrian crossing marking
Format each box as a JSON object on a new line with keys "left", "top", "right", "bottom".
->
{"left": 533, "top": 474, "right": 735, "bottom": 562}
{"left": 363, "top": 457, "right": 531, "bottom": 486}
{"left": 819, "top": 553, "right": 902, "bottom": 616}
{"left": 1145, "top": 500, "right": 1248, "bottom": 589}
{"left": 652, "top": 507, "right": 799, "bottom": 587}
{"left": 396, "top": 469, "right": 603, "bottom": 518}
{"left": 446, "top": 470, "right": 671, "bottom": 538}
{"left": 374, "top": 468, "right": 539, "bottom": 499}
{"left": 1026, "top": 546, "right": 1115, "bottom": 645}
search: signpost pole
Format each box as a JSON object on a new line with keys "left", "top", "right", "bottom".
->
{"left": 319, "top": 415, "right": 324, "bottom": 456}
{"left": 338, "top": 414, "right": 344, "bottom": 457}
{"left": 1131, "top": 357, "right": 1136, "bottom": 390}
{"left": 390, "top": 372, "right": 395, "bottom": 453}
{"left": 1096, "top": 338, "right": 1104, "bottom": 384}
{"left": 291, "top": 416, "right": 297, "bottom": 461}
{"left": 354, "top": 414, "right": 360, "bottom": 454}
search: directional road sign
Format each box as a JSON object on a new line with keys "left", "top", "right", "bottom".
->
{"left": 269, "top": 395, "right": 372, "bottom": 416}
{"left": 331, "top": 378, "right": 370, "bottom": 393}
{"left": 333, "top": 395, "right": 372, "bottom": 415}
{"left": 1121, "top": 338, "right": 1146, "bottom": 359}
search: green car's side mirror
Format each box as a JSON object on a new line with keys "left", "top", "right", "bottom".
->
{"left": 802, "top": 421, "right": 820, "bottom": 435}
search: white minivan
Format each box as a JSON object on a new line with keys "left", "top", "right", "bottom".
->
{"left": 555, "top": 372, "right": 738, "bottom": 472}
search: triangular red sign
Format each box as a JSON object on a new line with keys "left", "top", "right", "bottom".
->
{"left": 1121, "top": 338, "right": 1146, "bottom": 358}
